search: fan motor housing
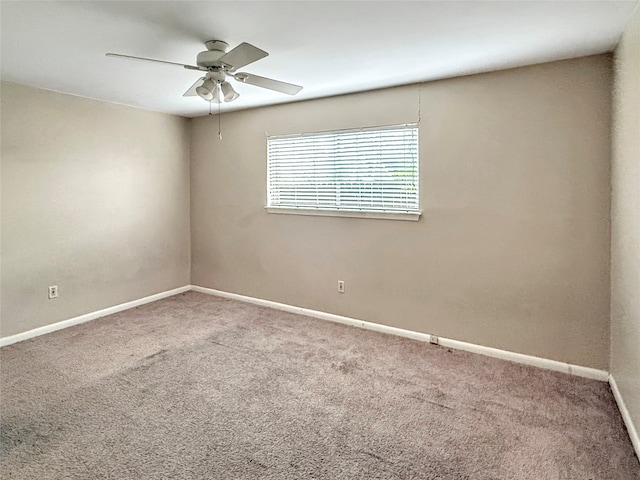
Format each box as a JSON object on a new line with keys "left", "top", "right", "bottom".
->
{"left": 197, "top": 50, "right": 226, "bottom": 68}
{"left": 197, "top": 40, "right": 229, "bottom": 68}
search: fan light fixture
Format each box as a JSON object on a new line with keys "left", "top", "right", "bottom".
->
{"left": 196, "top": 79, "right": 239, "bottom": 103}
{"left": 196, "top": 78, "right": 218, "bottom": 102}
{"left": 210, "top": 83, "right": 222, "bottom": 103}
{"left": 221, "top": 82, "right": 239, "bottom": 102}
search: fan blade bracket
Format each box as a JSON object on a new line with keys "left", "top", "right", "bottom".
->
{"left": 220, "top": 62, "right": 237, "bottom": 73}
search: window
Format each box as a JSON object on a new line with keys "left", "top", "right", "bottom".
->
{"left": 266, "top": 124, "right": 420, "bottom": 220}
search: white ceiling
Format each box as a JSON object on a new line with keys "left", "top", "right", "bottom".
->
{"left": 1, "top": 1, "right": 637, "bottom": 118}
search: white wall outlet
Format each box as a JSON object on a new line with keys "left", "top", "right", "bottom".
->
{"left": 430, "top": 335, "right": 439, "bottom": 345}
{"left": 337, "top": 280, "right": 345, "bottom": 293}
{"left": 48, "top": 285, "right": 58, "bottom": 299}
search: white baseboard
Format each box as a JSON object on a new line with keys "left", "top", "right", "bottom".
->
{"left": 435, "top": 337, "right": 608, "bottom": 382}
{"left": 0, "top": 285, "right": 191, "bottom": 348}
{"left": 191, "top": 285, "right": 609, "bottom": 382}
{"left": 610, "top": 374, "right": 640, "bottom": 462}
{"left": 2, "top": 283, "right": 611, "bottom": 383}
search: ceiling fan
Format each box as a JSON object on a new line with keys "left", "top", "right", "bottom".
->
{"left": 106, "top": 40, "right": 303, "bottom": 103}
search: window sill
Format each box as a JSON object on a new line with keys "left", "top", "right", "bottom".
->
{"left": 265, "top": 206, "right": 421, "bottom": 221}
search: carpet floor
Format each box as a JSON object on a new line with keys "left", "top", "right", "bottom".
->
{"left": 1, "top": 291, "right": 638, "bottom": 479}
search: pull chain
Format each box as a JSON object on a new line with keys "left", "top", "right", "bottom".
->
{"left": 218, "top": 101, "right": 222, "bottom": 140}
{"left": 207, "top": 92, "right": 222, "bottom": 140}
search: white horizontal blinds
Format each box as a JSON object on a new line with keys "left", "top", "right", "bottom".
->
{"left": 267, "top": 124, "right": 419, "bottom": 213}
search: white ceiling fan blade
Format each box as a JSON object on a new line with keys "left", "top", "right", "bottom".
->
{"left": 183, "top": 77, "right": 205, "bottom": 97}
{"left": 218, "top": 43, "right": 268, "bottom": 70}
{"left": 233, "top": 73, "right": 303, "bottom": 95}
{"left": 106, "top": 53, "right": 202, "bottom": 71}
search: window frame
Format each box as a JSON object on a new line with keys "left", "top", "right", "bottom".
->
{"left": 265, "top": 124, "right": 421, "bottom": 221}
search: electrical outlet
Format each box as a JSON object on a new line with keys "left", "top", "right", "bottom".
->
{"left": 48, "top": 285, "right": 58, "bottom": 299}
{"left": 337, "top": 280, "right": 345, "bottom": 293}
{"left": 429, "top": 335, "right": 439, "bottom": 345}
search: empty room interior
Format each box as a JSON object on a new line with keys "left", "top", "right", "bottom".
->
{"left": 1, "top": 1, "right": 639, "bottom": 478}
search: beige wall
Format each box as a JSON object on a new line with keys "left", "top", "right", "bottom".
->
{"left": 191, "top": 55, "right": 612, "bottom": 370}
{"left": 611, "top": 5, "right": 640, "bottom": 446}
{"left": 0, "top": 55, "right": 615, "bottom": 370}
{"left": 0, "top": 82, "right": 191, "bottom": 337}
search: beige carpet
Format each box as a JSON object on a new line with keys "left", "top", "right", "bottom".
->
{"left": 1, "top": 291, "right": 638, "bottom": 479}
